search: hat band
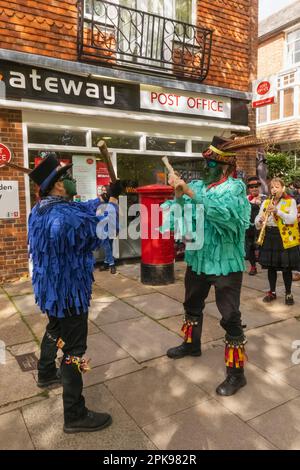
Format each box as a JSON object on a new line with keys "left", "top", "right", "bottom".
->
{"left": 209, "top": 145, "right": 236, "bottom": 157}
{"left": 39, "top": 167, "right": 59, "bottom": 193}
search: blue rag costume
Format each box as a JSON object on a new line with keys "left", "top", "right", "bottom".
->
{"left": 28, "top": 196, "right": 118, "bottom": 318}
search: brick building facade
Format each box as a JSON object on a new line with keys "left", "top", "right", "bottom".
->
{"left": 0, "top": 0, "right": 258, "bottom": 281}
{"left": 257, "top": 2, "right": 300, "bottom": 158}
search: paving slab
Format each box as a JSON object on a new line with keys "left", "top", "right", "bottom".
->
{"left": 0, "top": 410, "right": 34, "bottom": 450}
{"left": 125, "top": 293, "right": 183, "bottom": 320}
{"left": 273, "top": 365, "right": 300, "bottom": 391}
{"left": 8, "top": 341, "right": 39, "bottom": 357}
{"left": 3, "top": 280, "right": 33, "bottom": 297}
{"left": 23, "top": 313, "right": 48, "bottom": 341}
{"left": 246, "top": 332, "right": 295, "bottom": 373}
{"left": 259, "top": 318, "right": 300, "bottom": 343}
{"left": 86, "top": 332, "right": 129, "bottom": 368}
{"left": 143, "top": 399, "right": 276, "bottom": 450}
{"left": 95, "top": 274, "right": 153, "bottom": 298}
{"left": 248, "top": 396, "right": 300, "bottom": 450}
{"left": 101, "top": 317, "right": 180, "bottom": 362}
{"left": 0, "top": 314, "right": 34, "bottom": 346}
{"left": 89, "top": 299, "right": 142, "bottom": 326}
{"left": 159, "top": 314, "right": 224, "bottom": 343}
{"left": 153, "top": 283, "right": 186, "bottom": 303}
{"left": 83, "top": 358, "right": 144, "bottom": 388}
{"left": 12, "top": 295, "right": 41, "bottom": 316}
{"left": 106, "top": 362, "right": 209, "bottom": 426}
{"left": 22, "top": 384, "right": 156, "bottom": 450}
{"left": 0, "top": 297, "right": 17, "bottom": 319}
{"left": 91, "top": 286, "right": 117, "bottom": 303}
{"left": 0, "top": 359, "right": 41, "bottom": 407}
{"left": 116, "top": 263, "right": 140, "bottom": 281}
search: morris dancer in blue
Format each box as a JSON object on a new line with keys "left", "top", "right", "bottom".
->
{"left": 27, "top": 155, "right": 121, "bottom": 433}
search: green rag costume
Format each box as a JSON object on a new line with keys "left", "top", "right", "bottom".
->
{"left": 161, "top": 177, "right": 251, "bottom": 276}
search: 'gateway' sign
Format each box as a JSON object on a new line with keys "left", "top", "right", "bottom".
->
{"left": 140, "top": 85, "right": 231, "bottom": 119}
{"left": 0, "top": 60, "right": 140, "bottom": 111}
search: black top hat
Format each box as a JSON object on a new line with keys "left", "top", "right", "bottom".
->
{"left": 29, "top": 154, "right": 72, "bottom": 196}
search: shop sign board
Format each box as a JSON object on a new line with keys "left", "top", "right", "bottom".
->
{"left": 140, "top": 85, "right": 231, "bottom": 119}
{"left": 0, "top": 61, "right": 140, "bottom": 111}
{"left": 72, "top": 156, "right": 97, "bottom": 202}
{"left": 0, "top": 143, "right": 12, "bottom": 167}
{"left": 0, "top": 180, "right": 20, "bottom": 218}
{"left": 252, "top": 75, "right": 277, "bottom": 108}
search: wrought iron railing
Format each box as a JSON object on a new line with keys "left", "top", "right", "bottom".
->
{"left": 77, "top": 0, "right": 213, "bottom": 81}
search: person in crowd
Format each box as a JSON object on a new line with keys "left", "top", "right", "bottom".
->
{"left": 255, "top": 177, "right": 300, "bottom": 305}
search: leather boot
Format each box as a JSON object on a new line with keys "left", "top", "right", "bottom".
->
{"left": 167, "top": 318, "right": 202, "bottom": 359}
{"left": 216, "top": 367, "right": 247, "bottom": 396}
{"left": 64, "top": 410, "right": 112, "bottom": 433}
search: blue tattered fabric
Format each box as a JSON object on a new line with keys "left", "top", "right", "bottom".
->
{"left": 28, "top": 197, "right": 117, "bottom": 318}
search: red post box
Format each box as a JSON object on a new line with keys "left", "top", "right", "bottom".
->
{"left": 137, "top": 184, "right": 175, "bottom": 285}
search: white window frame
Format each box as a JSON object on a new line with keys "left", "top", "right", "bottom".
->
{"left": 285, "top": 26, "right": 300, "bottom": 68}
{"left": 257, "top": 68, "right": 300, "bottom": 126}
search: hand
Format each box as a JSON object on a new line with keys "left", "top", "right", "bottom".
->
{"left": 109, "top": 180, "right": 122, "bottom": 199}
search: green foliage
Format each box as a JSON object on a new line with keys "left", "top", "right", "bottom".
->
{"left": 265, "top": 152, "right": 293, "bottom": 181}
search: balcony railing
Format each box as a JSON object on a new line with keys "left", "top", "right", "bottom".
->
{"left": 77, "top": 0, "right": 213, "bottom": 81}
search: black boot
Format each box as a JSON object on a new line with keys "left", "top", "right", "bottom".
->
{"left": 216, "top": 367, "right": 247, "bottom": 396}
{"left": 167, "top": 318, "right": 202, "bottom": 359}
{"left": 64, "top": 410, "right": 112, "bottom": 433}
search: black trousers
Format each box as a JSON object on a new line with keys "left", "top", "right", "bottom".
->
{"left": 38, "top": 310, "right": 88, "bottom": 424}
{"left": 183, "top": 266, "right": 244, "bottom": 339}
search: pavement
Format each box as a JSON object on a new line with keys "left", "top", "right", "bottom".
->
{"left": 1, "top": 261, "right": 300, "bottom": 450}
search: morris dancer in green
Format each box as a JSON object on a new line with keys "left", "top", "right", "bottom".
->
{"left": 162, "top": 135, "right": 267, "bottom": 396}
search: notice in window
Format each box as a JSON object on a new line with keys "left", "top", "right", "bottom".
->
{"left": 0, "top": 180, "right": 20, "bottom": 218}
{"left": 72, "top": 156, "right": 97, "bottom": 202}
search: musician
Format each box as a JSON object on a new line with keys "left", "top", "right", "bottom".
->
{"left": 255, "top": 177, "right": 300, "bottom": 304}
{"left": 245, "top": 176, "right": 266, "bottom": 275}
{"left": 161, "top": 135, "right": 255, "bottom": 397}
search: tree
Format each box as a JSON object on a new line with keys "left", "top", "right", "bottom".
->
{"left": 265, "top": 152, "right": 293, "bottom": 182}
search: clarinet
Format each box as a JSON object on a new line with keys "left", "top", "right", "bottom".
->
{"left": 256, "top": 195, "right": 275, "bottom": 246}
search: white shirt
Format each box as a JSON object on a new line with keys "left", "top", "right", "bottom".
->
{"left": 255, "top": 197, "right": 298, "bottom": 229}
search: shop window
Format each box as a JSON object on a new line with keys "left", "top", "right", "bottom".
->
{"left": 257, "top": 106, "right": 267, "bottom": 124}
{"left": 283, "top": 88, "right": 294, "bottom": 118}
{"left": 146, "top": 137, "right": 186, "bottom": 152}
{"left": 92, "top": 133, "right": 140, "bottom": 149}
{"left": 28, "top": 128, "right": 87, "bottom": 146}
{"left": 192, "top": 141, "right": 210, "bottom": 153}
{"left": 270, "top": 92, "right": 280, "bottom": 121}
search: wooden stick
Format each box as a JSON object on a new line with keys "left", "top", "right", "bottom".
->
{"left": 1, "top": 161, "right": 31, "bottom": 174}
{"left": 162, "top": 156, "right": 184, "bottom": 196}
{"left": 97, "top": 140, "right": 117, "bottom": 184}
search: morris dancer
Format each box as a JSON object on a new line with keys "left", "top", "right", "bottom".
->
{"left": 23, "top": 155, "right": 121, "bottom": 433}
{"left": 162, "top": 135, "right": 267, "bottom": 396}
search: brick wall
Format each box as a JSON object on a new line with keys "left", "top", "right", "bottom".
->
{"left": 0, "top": 0, "right": 257, "bottom": 93}
{"left": 0, "top": 109, "right": 28, "bottom": 283}
{"left": 258, "top": 33, "right": 285, "bottom": 78}
{"left": 198, "top": 0, "right": 258, "bottom": 92}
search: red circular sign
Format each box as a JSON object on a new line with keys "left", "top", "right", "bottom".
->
{"left": 257, "top": 81, "right": 271, "bottom": 96}
{"left": 86, "top": 158, "right": 94, "bottom": 165}
{"left": 0, "top": 143, "right": 12, "bottom": 167}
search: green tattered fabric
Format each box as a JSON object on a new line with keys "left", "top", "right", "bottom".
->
{"left": 161, "top": 177, "right": 251, "bottom": 276}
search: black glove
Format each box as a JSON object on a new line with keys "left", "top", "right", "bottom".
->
{"left": 109, "top": 180, "right": 122, "bottom": 199}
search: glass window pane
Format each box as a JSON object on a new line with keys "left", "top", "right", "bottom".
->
{"left": 192, "top": 141, "right": 210, "bottom": 153}
{"left": 283, "top": 88, "right": 294, "bottom": 117}
{"left": 92, "top": 133, "right": 140, "bottom": 149}
{"left": 146, "top": 137, "right": 186, "bottom": 152}
{"left": 258, "top": 106, "right": 267, "bottom": 124}
{"left": 270, "top": 93, "right": 280, "bottom": 121}
{"left": 28, "top": 128, "right": 86, "bottom": 146}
